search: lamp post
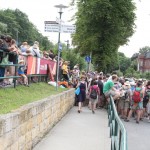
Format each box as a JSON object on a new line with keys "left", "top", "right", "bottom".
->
{"left": 14, "top": 28, "right": 19, "bottom": 46}
{"left": 54, "top": 4, "right": 68, "bottom": 90}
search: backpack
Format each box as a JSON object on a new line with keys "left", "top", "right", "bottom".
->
{"left": 132, "top": 90, "right": 141, "bottom": 103}
{"left": 98, "top": 80, "right": 103, "bottom": 94}
{"left": 143, "top": 88, "right": 150, "bottom": 102}
{"left": 145, "top": 88, "right": 150, "bottom": 97}
{"left": 90, "top": 86, "right": 97, "bottom": 99}
{"left": 121, "top": 90, "right": 129, "bottom": 100}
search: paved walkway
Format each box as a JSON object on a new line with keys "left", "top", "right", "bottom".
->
{"left": 34, "top": 107, "right": 111, "bottom": 150}
{"left": 123, "top": 117, "right": 150, "bottom": 150}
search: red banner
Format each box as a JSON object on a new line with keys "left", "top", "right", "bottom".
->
{"left": 18, "top": 55, "right": 56, "bottom": 75}
{"left": 39, "top": 59, "right": 56, "bottom": 75}
{"left": 39, "top": 59, "right": 48, "bottom": 74}
{"left": 27, "top": 56, "right": 36, "bottom": 75}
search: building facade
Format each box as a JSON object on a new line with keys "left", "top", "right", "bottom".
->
{"left": 137, "top": 52, "right": 150, "bottom": 73}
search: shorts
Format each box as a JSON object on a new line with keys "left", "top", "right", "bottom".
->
{"left": 118, "top": 99, "right": 124, "bottom": 110}
{"left": 131, "top": 102, "right": 142, "bottom": 110}
{"left": 143, "top": 101, "right": 148, "bottom": 109}
{"left": 90, "top": 97, "right": 98, "bottom": 104}
{"left": 138, "top": 102, "right": 143, "bottom": 109}
{"left": 104, "top": 90, "right": 116, "bottom": 97}
{"left": 124, "top": 101, "right": 130, "bottom": 109}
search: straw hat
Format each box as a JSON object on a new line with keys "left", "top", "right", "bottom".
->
{"left": 124, "top": 81, "right": 130, "bottom": 86}
{"left": 18, "top": 60, "right": 24, "bottom": 64}
{"left": 64, "top": 61, "right": 68, "bottom": 64}
{"left": 32, "top": 44, "right": 38, "bottom": 49}
{"left": 74, "top": 66, "right": 78, "bottom": 69}
{"left": 34, "top": 41, "right": 39, "bottom": 46}
{"left": 44, "top": 52, "right": 49, "bottom": 55}
{"left": 22, "top": 42, "right": 28, "bottom": 45}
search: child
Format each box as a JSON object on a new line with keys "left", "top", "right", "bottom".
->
{"left": 18, "top": 60, "right": 29, "bottom": 87}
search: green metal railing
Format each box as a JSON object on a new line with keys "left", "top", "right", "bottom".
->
{"left": 108, "top": 96, "right": 128, "bottom": 150}
{"left": 0, "top": 50, "right": 48, "bottom": 88}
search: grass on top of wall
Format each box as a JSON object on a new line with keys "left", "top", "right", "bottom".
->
{"left": 0, "top": 82, "right": 67, "bottom": 114}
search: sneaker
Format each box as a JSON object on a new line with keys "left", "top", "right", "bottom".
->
{"left": 140, "top": 118, "right": 143, "bottom": 121}
{"left": 124, "top": 119, "right": 130, "bottom": 122}
{"left": 78, "top": 110, "right": 80, "bottom": 113}
{"left": 136, "top": 121, "right": 139, "bottom": 124}
{"left": 97, "top": 106, "right": 103, "bottom": 109}
{"left": 92, "top": 110, "right": 95, "bottom": 114}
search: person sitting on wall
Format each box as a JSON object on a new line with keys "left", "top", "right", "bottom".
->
{"left": 103, "top": 75, "right": 120, "bottom": 102}
{"left": 20, "top": 42, "right": 30, "bottom": 55}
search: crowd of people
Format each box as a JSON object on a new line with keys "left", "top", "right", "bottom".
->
{"left": 1, "top": 35, "right": 150, "bottom": 124}
{"left": 0, "top": 35, "right": 58, "bottom": 87}
{"left": 73, "top": 71, "right": 150, "bottom": 124}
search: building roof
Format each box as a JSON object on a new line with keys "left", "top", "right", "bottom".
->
{"left": 138, "top": 51, "right": 150, "bottom": 59}
{"left": 145, "top": 51, "right": 150, "bottom": 58}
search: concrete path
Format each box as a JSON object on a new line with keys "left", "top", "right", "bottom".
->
{"left": 123, "top": 117, "right": 150, "bottom": 150}
{"left": 34, "top": 107, "right": 111, "bottom": 150}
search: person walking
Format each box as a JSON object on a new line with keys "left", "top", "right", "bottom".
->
{"left": 89, "top": 81, "right": 100, "bottom": 114}
{"left": 124, "top": 81, "right": 144, "bottom": 124}
{"left": 77, "top": 75, "right": 87, "bottom": 113}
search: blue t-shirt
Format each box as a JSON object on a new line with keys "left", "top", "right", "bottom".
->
{"left": 18, "top": 66, "right": 25, "bottom": 75}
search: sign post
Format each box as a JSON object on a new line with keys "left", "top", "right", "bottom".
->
{"left": 44, "top": 20, "right": 76, "bottom": 90}
{"left": 44, "top": 21, "right": 76, "bottom": 34}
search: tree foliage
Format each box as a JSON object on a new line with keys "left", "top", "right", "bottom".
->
{"left": 72, "top": 0, "right": 136, "bottom": 71}
{"left": 0, "top": 9, "right": 53, "bottom": 50}
{"left": 139, "top": 46, "right": 150, "bottom": 54}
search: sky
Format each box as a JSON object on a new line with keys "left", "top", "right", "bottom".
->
{"left": 0, "top": 0, "right": 150, "bottom": 58}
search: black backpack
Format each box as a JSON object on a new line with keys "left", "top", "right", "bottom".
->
{"left": 121, "top": 89, "right": 129, "bottom": 101}
{"left": 90, "top": 86, "right": 97, "bottom": 99}
{"left": 143, "top": 88, "right": 150, "bottom": 103}
{"left": 98, "top": 80, "right": 103, "bottom": 94}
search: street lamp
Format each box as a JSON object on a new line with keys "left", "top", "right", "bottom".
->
{"left": 14, "top": 28, "right": 19, "bottom": 46}
{"left": 54, "top": 4, "right": 68, "bottom": 90}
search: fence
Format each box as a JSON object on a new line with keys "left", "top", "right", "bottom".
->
{"left": 0, "top": 50, "right": 56, "bottom": 88}
{"left": 108, "top": 96, "right": 128, "bottom": 150}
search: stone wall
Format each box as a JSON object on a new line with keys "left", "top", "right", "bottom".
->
{"left": 0, "top": 89, "right": 75, "bottom": 150}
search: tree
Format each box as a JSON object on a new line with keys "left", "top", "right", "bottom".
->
{"left": 139, "top": 46, "right": 150, "bottom": 54}
{"left": 72, "top": 0, "right": 136, "bottom": 71}
{"left": 0, "top": 9, "right": 53, "bottom": 50}
{"left": 0, "top": 22, "right": 7, "bottom": 34}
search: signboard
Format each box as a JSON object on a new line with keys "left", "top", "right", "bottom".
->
{"left": 61, "top": 25, "right": 76, "bottom": 33}
{"left": 44, "top": 21, "right": 76, "bottom": 33}
{"left": 85, "top": 56, "right": 91, "bottom": 63}
{"left": 58, "top": 43, "right": 62, "bottom": 51}
{"left": 44, "top": 24, "right": 60, "bottom": 32}
{"left": 44, "top": 21, "right": 58, "bottom": 24}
